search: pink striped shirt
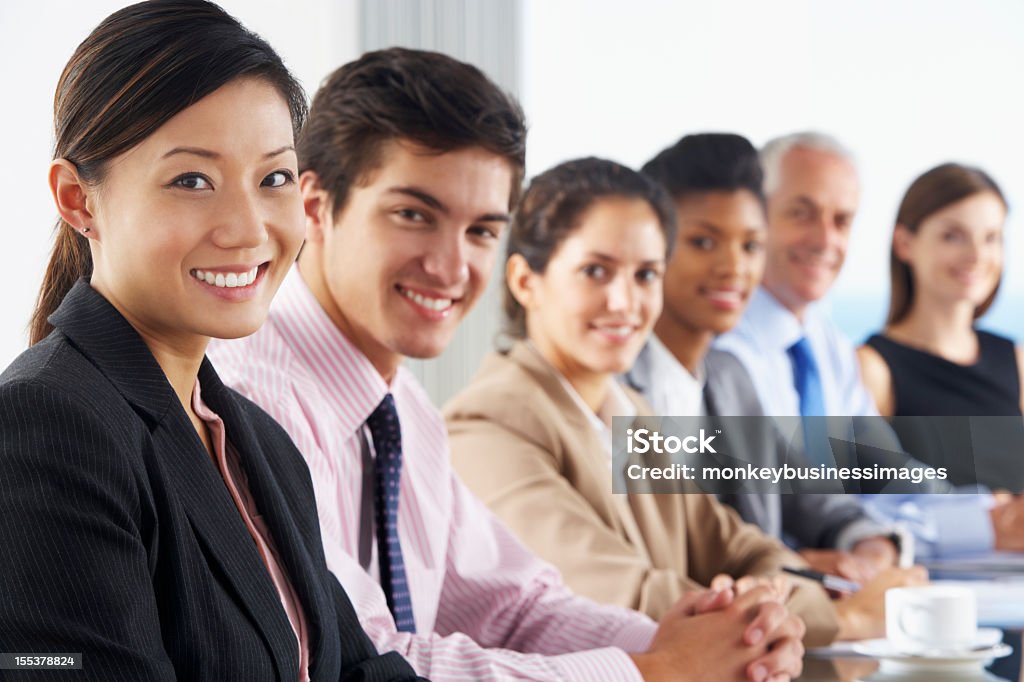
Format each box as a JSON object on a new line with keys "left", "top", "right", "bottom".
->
{"left": 207, "top": 267, "right": 655, "bottom": 681}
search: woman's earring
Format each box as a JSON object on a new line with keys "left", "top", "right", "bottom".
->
{"left": 80, "top": 227, "right": 91, "bottom": 235}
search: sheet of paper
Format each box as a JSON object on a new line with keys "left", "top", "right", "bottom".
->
{"left": 924, "top": 552, "right": 1024, "bottom": 576}
{"left": 937, "top": 579, "right": 1024, "bottom": 629}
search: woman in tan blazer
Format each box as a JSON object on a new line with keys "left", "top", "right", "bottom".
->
{"left": 445, "top": 158, "right": 897, "bottom": 647}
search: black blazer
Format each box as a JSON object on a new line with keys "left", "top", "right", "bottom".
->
{"left": 0, "top": 282, "right": 423, "bottom": 682}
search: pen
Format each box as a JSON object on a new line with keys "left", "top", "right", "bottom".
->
{"left": 782, "top": 566, "right": 861, "bottom": 593}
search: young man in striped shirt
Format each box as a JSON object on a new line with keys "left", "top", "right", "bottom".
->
{"left": 209, "top": 48, "right": 805, "bottom": 682}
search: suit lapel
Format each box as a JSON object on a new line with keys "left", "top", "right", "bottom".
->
{"left": 614, "top": 395, "right": 665, "bottom": 565}
{"left": 704, "top": 373, "right": 779, "bottom": 538}
{"left": 49, "top": 281, "right": 175, "bottom": 426}
{"left": 161, "top": 403, "right": 299, "bottom": 680}
{"left": 701, "top": 378, "right": 720, "bottom": 417}
{"left": 50, "top": 281, "right": 298, "bottom": 679}
{"left": 200, "top": 362, "right": 329, "bottom": 673}
{"left": 508, "top": 343, "right": 654, "bottom": 562}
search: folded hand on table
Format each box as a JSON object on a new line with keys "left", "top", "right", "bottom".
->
{"left": 631, "top": 586, "right": 805, "bottom": 682}
{"left": 710, "top": 573, "right": 795, "bottom": 603}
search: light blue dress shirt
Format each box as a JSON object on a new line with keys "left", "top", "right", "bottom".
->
{"left": 715, "top": 287, "right": 876, "bottom": 418}
{"left": 715, "top": 286, "right": 994, "bottom": 559}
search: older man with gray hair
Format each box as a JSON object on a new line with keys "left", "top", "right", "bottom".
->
{"left": 715, "top": 131, "right": 1016, "bottom": 567}
{"left": 718, "top": 132, "right": 869, "bottom": 414}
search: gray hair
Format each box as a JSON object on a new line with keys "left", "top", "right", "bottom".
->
{"left": 760, "top": 131, "right": 857, "bottom": 196}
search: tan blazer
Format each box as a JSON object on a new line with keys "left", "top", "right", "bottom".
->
{"left": 444, "top": 342, "right": 839, "bottom": 646}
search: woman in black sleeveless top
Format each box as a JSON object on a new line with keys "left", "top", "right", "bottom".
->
{"left": 863, "top": 331, "right": 1019, "bottom": 417}
{"left": 856, "top": 163, "right": 1024, "bottom": 490}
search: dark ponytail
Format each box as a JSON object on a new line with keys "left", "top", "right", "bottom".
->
{"left": 29, "top": 0, "right": 306, "bottom": 345}
{"left": 30, "top": 224, "right": 92, "bottom": 345}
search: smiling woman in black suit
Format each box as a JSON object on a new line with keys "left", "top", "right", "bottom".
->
{"left": 0, "top": 2, "right": 421, "bottom": 680}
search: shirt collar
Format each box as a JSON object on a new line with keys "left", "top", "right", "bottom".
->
{"left": 647, "top": 333, "right": 706, "bottom": 387}
{"left": 599, "top": 379, "right": 638, "bottom": 426}
{"left": 268, "top": 266, "right": 400, "bottom": 435}
{"left": 585, "top": 379, "right": 635, "bottom": 459}
{"left": 744, "top": 286, "right": 807, "bottom": 350}
{"left": 541, "top": 348, "right": 636, "bottom": 433}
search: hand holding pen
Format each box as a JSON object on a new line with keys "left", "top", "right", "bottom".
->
{"left": 782, "top": 566, "right": 860, "bottom": 594}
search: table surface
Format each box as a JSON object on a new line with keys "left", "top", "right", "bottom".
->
{"left": 797, "top": 656, "right": 1012, "bottom": 681}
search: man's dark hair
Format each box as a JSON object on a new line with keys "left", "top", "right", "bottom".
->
{"left": 298, "top": 47, "right": 527, "bottom": 214}
{"left": 641, "top": 133, "right": 765, "bottom": 207}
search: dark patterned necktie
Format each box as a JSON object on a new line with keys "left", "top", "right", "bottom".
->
{"left": 366, "top": 393, "right": 416, "bottom": 632}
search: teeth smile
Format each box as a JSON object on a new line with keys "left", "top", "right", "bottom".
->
{"left": 191, "top": 266, "right": 259, "bottom": 288}
{"left": 793, "top": 254, "right": 835, "bottom": 269}
{"left": 705, "top": 290, "right": 742, "bottom": 301}
{"left": 399, "top": 287, "right": 454, "bottom": 311}
{"left": 598, "top": 326, "right": 633, "bottom": 338}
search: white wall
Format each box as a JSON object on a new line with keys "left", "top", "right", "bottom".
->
{"left": 0, "top": 0, "right": 358, "bottom": 369}
{"left": 522, "top": 0, "right": 1024, "bottom": 341}
{"left": 4, "top": 0, "right": 1024, "bottom": 374}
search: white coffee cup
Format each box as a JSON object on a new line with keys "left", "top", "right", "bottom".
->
{"left": 885, "top": 585, "right": 977, "bottom": 654}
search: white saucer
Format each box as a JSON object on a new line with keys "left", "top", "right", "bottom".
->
{"left": 852, "top": 628, "right": 1011, "bottom": 672}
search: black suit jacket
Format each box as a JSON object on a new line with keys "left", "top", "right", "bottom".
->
{"left": 0, "top": 282, "right": 423, "bottom": 681}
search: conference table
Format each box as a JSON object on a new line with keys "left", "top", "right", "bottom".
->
{"left": 798, "top": 558, "right": 1024, "bottom": 682}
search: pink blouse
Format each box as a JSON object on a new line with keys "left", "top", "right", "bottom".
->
{"left": 193, "top": 381, "right": 310, "bottom": 682}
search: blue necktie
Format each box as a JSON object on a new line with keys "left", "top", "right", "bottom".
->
{"left": 366, "top": 394, "right": 416, "bottom": 632}
{"left": 786, "top": 337, "right": 829, "bottom": 465}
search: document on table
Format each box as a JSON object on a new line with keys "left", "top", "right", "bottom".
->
{"left": 938, "top": 579, "right": 1024, "bottom": 629}
{"left": 923, "top": 552, "right": 1024, "bottom": 576}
